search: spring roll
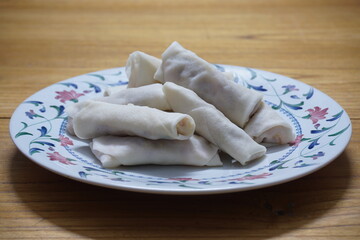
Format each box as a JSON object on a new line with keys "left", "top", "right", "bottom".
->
{"left": 154, "top": 41, "right": 263, "bottom": 128}
{"left": 244, "top": 102, "right": 295, "bottom": 144}
{"left": 101, "top": 83, "right": 171, "bottom": 110}
{"left": 66, "top": 100, "right": 195, "bottom": 140}
{"left": 162, "top": 82, "right": 266, "bottom": 165}
{"left": 90, "top": 135, "right": 222, "bottom": 168}
{"left": 126, "top": 51, "right": 162, "bottom": 88}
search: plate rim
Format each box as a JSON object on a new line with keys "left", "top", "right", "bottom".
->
{"left": 9, "top": 65, "right": 352, "bottom": 195}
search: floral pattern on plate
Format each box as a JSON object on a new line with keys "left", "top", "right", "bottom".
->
{"left": 9, "top": 66, "right": 351, "bottom": 194}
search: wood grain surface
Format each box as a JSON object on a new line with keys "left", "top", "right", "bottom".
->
{"left": 1, "top": 0, "right": 359, "bottom": 239}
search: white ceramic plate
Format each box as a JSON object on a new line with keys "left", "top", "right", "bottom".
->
{"left": 9, "top": 65, "right": 352, "bottom": 195}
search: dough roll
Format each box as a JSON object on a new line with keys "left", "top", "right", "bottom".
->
{"left": 90, "top": 135, "right": 222, "bottom": 168}
{"left": 244, "top": 102, "right": 295, "bottom": 144}
{"left": 162, "top": 82, "right": 266, "bottom": 165}
{"left": 102, "top": 83, "right": 171, "bottom": 110}
{"left": 155, "top": 41, "right": 263, "bottom": 128}
{"left": 66, "top": 100, "right": 195, "bottom": 140}
{"left": 125, "top": 51, "right": 162, "bottom": 88}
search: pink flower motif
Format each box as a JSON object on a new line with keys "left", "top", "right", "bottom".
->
{"left": 55, "top": 90, "right": 84, "bottom": 103}
{"left": 289, "top": 134, "right": 304, "bottom": 147}
{"left": 59, "top": 135, "right": 73, "bottom": 147}
{"left": 306, "top": 107, "right": 328, "bottom": 124}
{"left": 47, "top": 152, "right": 75, "bottom": 165}
{"left": 231, "top": 172, "right": 272, "bottom": 181}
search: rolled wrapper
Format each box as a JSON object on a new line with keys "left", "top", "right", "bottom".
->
{"left": 90, "top": 135, "right": 222, "bottom": 168}
{"left": 222, "top": 71, "right": 234, "bottom": 81}
{"left": 154, "top": 41, "right": 263, "bottom": 128}
{"left": 101, "top": 84, "right": 171, "bottom": 110}
{"left": 103, "top": 85, "right": 126, "bottom": 96}
{"left": 126, "top": 51, "right": 162, "bottom": 88}
{"left": 162, "top": 82, "right": 266, "bottom": 165}
{"left": 66, "top": 100, "right": 195, "bottom": 140}
{"left": 244, "top": 102, "right": 295, "bottom": 144}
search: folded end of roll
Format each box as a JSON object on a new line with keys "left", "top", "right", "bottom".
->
{"left": 90, "top": 142, "right": 119, "bottom": 168}
{"left": 205, "top": 153, "right": 223, "bottom": 166}
{"left": 176, "top": 115, "right": 196, "bottom": 140}
{"left": 103, "top": 85, "right": 127, "bottom": 96}
{"left": 99, "top": 154, "right": 119, "bottom": 168}
{"left": 154, "top": 41, "right": 185, "bottom": 83}
{"left": 126, "top": 51, "right": 162, "bottom": 88}
{"left": 258, "top": 126, "right": 296, "bottom": 145}
{"left": 245, "top": 102, "right": 296, "bottom": 145}
{"left": 161, "top": 41, "right": 184, "bottom": 59}
{"left": 239, "top": 145, "right": 267, "bottom": 166}
{"left": 153, "top": 64, "right": 164, "bottom": 83}
{"left": 125, "top": 51, "right": 141, "bottom": 88}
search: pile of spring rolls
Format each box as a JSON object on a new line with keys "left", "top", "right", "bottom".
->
{"left": 66, "top": 42, "right": 295, "bottom": 168}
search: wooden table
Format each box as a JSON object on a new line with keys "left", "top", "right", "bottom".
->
{"left": 1, "top": 0, "right": 359, "bottom": 239}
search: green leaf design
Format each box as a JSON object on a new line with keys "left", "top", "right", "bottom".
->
{"left": 269, "top": 159, "right": 291, "bottom": 171}
{"left": 24, "top": 101, "right": 43, "bottom": 106}
{"left": 15, "top": 132, "right": 33, "bottom": 138}
{"left": 263, "top": 76, "right": 277, "bottom": 82}
{"left": 270, "top": 160, "right": 281, "bottom": 165}
{"left": 326, "top": 110, "right": 344, "bottom": 122}
{"left": 111, "top": 170, "right": 125, "bottom": 175}
{"left": 303, "top": 87, "right": 314, "bottom": 100}
{"left": 21, "top": 122, "right": 28, "bottom": 130}
{"left": 302, "top": 114, "right": 311, "bottom": 119}
{"left": 65, "top": 158, "right": 77, "bottom": 162}
{"left": 50, "top": 105, "right": 65, "bottom": 118}
{"left": 283, "top": 101, "right": 304, "bottom": 110}
{"left": 88, "top": 73, "right": 106, "bottom": 81}
{"left": 246, "top": 68, "right": 257, "bottom": 80}
{"left": 29, "top": 148, "right": 44, "bottom": 155}
{"left": 328, "top": 124, "right": 350, "bottom": 137}
{"left": 329, "top": 139, "right": 336, "bottom": 146}
{"left": 282, "top": 89, "right": 291, "bottom": 95}
{"left": 301, "top": 138, "right": 311, "bottom": 141}
{"left": 272, "top": 101, "right": 282, "bottom": 110}
{"left": 111, "top": 71, "right": 122, "bottom": 76}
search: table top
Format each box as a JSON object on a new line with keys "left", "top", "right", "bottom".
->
{"left": 1, "top": 0, "right": 359, "bottom": 239}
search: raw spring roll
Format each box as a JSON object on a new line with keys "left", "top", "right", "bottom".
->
{"left": 125, "top": 51, "right": 162, "bottom": 88}
{"left": 244, "top": 102, "right": 295, "bottom": 144}
{"left": 162, "top": 82, "right": 266, "bottom": 165}
{"left": 90, "top": 135, "right": 222, "bottom": 168}
{"left": 102, "top": 83, "right": 171, "bottom": 110}
{"left": 66, "top": 100, "right": 195, "bottom": 140}
{"left": 125, "top": 48, "right": 233, "bottom": 89}
{"left": 154, "top": 41, "right": 263, "bottom": 128}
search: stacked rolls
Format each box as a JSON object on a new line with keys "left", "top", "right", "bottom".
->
{"left": 66, "top": 42, "right": 295, "bottom": 168}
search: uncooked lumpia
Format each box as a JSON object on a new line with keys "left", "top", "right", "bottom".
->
{"left": 66, "top": 100, "right": 195, "bottom": 140}
{"left": 154, "top": 41, "right": 263, "bottom": 128}
{"left": 126, "top": 51, "right": 162, "bottom": 88}
{"left": 162, "top": 82, "right": 266, "bottom": 165}
{"left": 244, "top": 102, "right": 295, "bottom": 144}
{"left": 101, "top": 83, "right": 171, "bottom": 110}
{"left": 90, "top": 135, "right": 222, "bottom": 168}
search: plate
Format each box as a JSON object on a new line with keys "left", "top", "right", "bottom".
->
{"left": 9, "top": 65, "right": 352, "bottom": 195}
